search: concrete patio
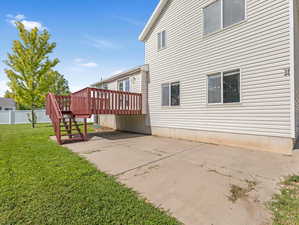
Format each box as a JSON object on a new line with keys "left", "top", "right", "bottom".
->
{"left": 63, "top": 130, "right": 299, "bottom": 225}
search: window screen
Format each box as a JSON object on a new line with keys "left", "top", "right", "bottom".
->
{"left": 223, "top": 70, "right": 240, "bottom": 103}
{"left": 171, "top": 82, "right": 180, "bottom": 106}
{"left": 203, "top": 0, "right": 221, "bottom": 34}
{"left": 223, "top": 0, "right": 245, "bottom": 28}
{"left": 162, "top": 84, "right": 170, "bottom": 106}
{"left": 208, "top": 73, "right": 222, "bottom": 103}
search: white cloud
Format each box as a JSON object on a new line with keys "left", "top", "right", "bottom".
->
{"left": 73, "top": 58, "right": 99, "bottom": 68}
{"left": 74, "top": 58, "right": 84, "bottom": 63}
{"left": 15, "top": 14, "right": 26, "bottom": 20}
{"left": 84, "top": 35, "right": 120, "bottom": 49}
{"left": 79, "top": 62, "right": 98, "bottom": 68}
{"left": 0, "top": 80, "right": 9, "bottom": 97}
{"left": 6, "top": 14, "right": 45, "bottom": 31}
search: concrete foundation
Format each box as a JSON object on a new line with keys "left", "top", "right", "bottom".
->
{"left": 151, "top": 126, "right": 294, "bottom": 155}
{"left": 98, "top": 115, "right": 294, "bottom": 154}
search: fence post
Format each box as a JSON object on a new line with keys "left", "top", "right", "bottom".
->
{"left": 9, "top": 110, "right": 15, "bottom": 125}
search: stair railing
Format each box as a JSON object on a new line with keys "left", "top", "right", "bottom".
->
{"left": 46, "top": 93, "right": 63, "bottom": 144}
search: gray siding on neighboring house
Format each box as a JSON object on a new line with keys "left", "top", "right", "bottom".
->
{"left": 144, "top": 0, "right": 292, "bottom": 138}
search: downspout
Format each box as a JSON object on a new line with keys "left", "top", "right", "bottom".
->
{"left": 290, "top": 0, "right": 296, "bottom": 140}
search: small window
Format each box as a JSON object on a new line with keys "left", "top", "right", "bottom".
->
{"left": 162, "top": 82, "right": 180, "bottom": 106}
{"left": 203, "top": 0, "right": 246, "bottom": 34}
{"left": 171, "top": 82, "right": 180, "bottom": 106}
{"left": 223, "top": 70, "right": 240, "bottom": 103}
{"left": 203, "top": 0, "right": 221, "bottom": 34}
{"left": 118, "top": 78, "right": 130, "bottom": 92}
{"left": 223, "top": 0, "right": 245, "bottom": 28}
{"left": 158, "top": 31, "right": 166, "bottom": 50}
{"left": 208, "top": 73, "right": 222, "bottom": 104}
{"left": 118, "top": 81, "right": 124, "bottom": 91}
{"left": 207, "top": 69, "right": 240, "bottom": 104}
{"left": 162, "top": 84, "right": 170, "bottom": 106}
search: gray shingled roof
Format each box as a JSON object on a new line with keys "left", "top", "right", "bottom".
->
{"left": 0, "top": 98, "right": 16, "bottom": 108}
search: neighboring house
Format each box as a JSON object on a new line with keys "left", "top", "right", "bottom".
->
{"left": 93, "top": 0, "right": 299, "bottom": 154}
{"left": 0, "top": 98, "right": 16, "bottom": 111}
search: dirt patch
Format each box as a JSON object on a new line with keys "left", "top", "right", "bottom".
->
{"left": 228, "top": 180, "right": 257, "bottom": 203}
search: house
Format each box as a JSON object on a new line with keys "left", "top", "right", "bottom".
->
{"left": 0, "top": 98, "right": 16, "bottom": 111}
{"left": 94, "top": 0, "right": 299, "bottom": 154}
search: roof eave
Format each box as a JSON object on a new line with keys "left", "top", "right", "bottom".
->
{"left": 138, "top": 0, "right": 169, "bottom": 42}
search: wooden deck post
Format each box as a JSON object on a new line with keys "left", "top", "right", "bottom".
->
{"left": 84, "top": 118, "right": 88, "bottom": 141}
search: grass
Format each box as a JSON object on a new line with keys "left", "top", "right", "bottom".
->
{"left": 0, "top": 124, "right": 180, "bottom": 225}
{"left": 269, "top": 175, "right": 299, "bottom": 225}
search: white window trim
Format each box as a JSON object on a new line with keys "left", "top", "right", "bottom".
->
{"left": 206, "top": 69, "right": 242, "bottom": 105}
{"left": 202, "top": 0, "right": 247, "bottom": 36}
{"left": 161, "top": 81, "right": 181, "bottom": 108}
{"left": 158, "top": 30, "right": 167, "bottom": 51}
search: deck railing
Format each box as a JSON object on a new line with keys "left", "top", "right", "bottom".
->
{"left": 55, "top": 95, "right": 71, "bottom": 112}
{"left": 71, "top": 88, "right": 142, "bottom": 116}
{"left": 46, "top": 93, "right": 63, "bottom": 144}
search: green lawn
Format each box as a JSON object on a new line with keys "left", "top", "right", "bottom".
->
{"left": 0, "top": 124, "right": 180, "bottom": 225}
{"left": 269, "top": 175, "right": 299, "bottom": 225}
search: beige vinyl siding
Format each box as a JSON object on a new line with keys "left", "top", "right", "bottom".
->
{"left": 105, "top": 72, "right": 142, "bottom": 93}
{"left": 145, "top": 0, "right": 292, "bottom": 138}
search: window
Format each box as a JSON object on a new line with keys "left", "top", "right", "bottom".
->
{"left": 102, "top": 84, "right": 108, "bottom": 90}
{"left": 203, "top": 0, "right": 245, "bottom": 34}
{"left": 162, "top": 82, "right": 180, "bottom": 106}
{"left": 158, "top": 31, "right": 166, "bottom": 50}
{"left": 208, "top": 73, "right": 222, "bottom": 104}
{"left": 223, "top": 0, "right": 245, "bottom": 28}
{"left": 162, "top": 84, "right": 170, "bottom": 106}
{"left": 203, "top": 0, "right": 221, "bottom": 34}
{"left": 207, "top": 69, "right": 240, "bottom": 104}
{"left": 223, "top": 70, "right": 240, "bottom": 103}
{"left": 118, "top": 78, "right": 130, "bottom": 92}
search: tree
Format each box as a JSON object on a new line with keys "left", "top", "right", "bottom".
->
{"left": 48, "top": 70, "right": 70, "bottom": 96}
{"left": 4, "top": 22, "right": 68, "bottom": 128}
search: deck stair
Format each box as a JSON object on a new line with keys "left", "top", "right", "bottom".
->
{"left": 46, "top": 87, "right": 143, "bottom": 145}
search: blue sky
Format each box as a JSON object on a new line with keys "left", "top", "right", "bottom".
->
{"left": 0, "top": 0, "right": 159, "bottom": 96}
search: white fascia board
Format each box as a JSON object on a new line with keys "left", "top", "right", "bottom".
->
{"left": 139, "top": 0, "right": 169, "bottom": 42}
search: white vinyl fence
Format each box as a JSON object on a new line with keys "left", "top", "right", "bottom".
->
{"left": 0, "top": 110, "right": 94, "bottom": 125}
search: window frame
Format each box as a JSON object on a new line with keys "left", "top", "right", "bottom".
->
{"left": 161, "top": 81, "right": 181, "bottom": 107}
{"left": 202, "top": 0, "right": 247, "bottom": 36}
{"left": 118, "top": 78, "right": 131, "bottom": 92}
{"left": 206, "top": 69, "right": 242, "bottom": 105}
{"left": 157, "top": 30, "right": 167, "bottom": 51}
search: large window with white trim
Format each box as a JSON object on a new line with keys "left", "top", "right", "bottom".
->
{"left": 162, "top": 82, "right": 180, "bottom": 106}
{"left": 207, "top": 69, "right": 240, "bottom": 104}
{"left": 203, "top": 0, "right": 246, "bottom": 34}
